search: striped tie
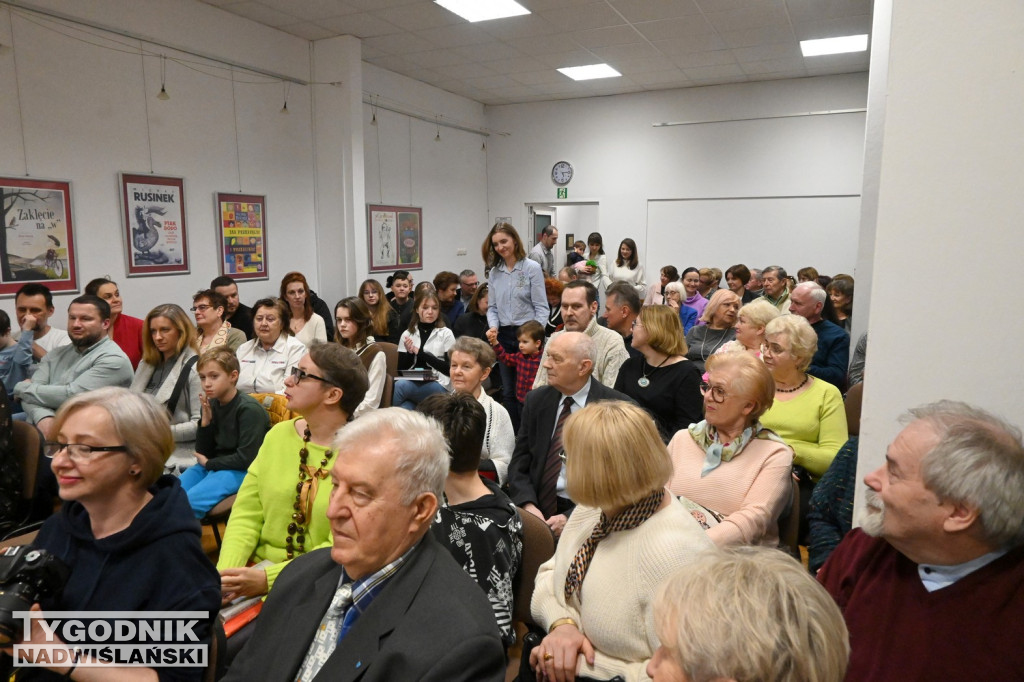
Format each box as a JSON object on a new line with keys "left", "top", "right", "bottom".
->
{"left": 539, "top": 396, "right": 574, "bottom": 517}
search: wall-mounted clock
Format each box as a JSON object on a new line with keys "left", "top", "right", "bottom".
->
{"left": 551, "top": 161, "right": 574, "bottom": 186}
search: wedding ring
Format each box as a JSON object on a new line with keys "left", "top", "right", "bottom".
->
{"left": 543, "top": 653, "right": 554, "bottom": 661}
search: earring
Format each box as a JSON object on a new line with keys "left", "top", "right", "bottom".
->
{"left": 130, "top": 469, "right": 140, "bottom": 477}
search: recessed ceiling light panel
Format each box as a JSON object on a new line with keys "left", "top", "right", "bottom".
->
{"left": 800, "top": 34, "right": 869, "bottom": 57}
{"left": 435, "top": 0, "right": 530, "bottom": 23}
{"left": 557, "top": 64, "right": 622, "bottom": 81}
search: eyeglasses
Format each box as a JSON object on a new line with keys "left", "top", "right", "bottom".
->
{"left": 631, "top": 319, "right": 643, "bottom": 330}
{"left": 45, "top": 441, "right": 127, "bottom": 462}
{"left": 190, "top": 305, "right": 212, "bottom": 312}
{"left": 289, "top": 366, "right": 339, "bottom": 387}
{"left": 760, "top": 343, "right": 789, "bottom": 357}
{"left": 699, "top": 382, "right": 730, "bottom": 403}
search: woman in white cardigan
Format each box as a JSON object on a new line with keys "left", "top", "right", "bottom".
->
{"left": 529, "top": 401, "right": 712, "bottom": 682}
{"left": 447, "top": 336, "right": 514, "bottom": 485}
{"left": 130, "top": 304, "right": 201, "bottom": 472}
{"left": 333, "top": 296, "right": 386, "bottom": 418}
{"left": 607, "top": 237, "right": 646, "bottom": 297}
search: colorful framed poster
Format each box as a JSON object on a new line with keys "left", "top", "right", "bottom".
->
{"left": 367, "top": 204, "right": 422, "bottom": 272}
{"left": 119, "top": 173, "right": 189, "bottom": 277}
{"left": 215, "top": 192, "right": 268, "bottom": 281}
{"left": 0, "top": 176, "right": 78, "bottom": 296}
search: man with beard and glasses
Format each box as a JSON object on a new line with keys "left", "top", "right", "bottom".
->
{"left": 13, "top": 295, "right": 133, "bottom": 439}
{"left": 818, "top": 401, "right": 1024, "bottom": 681}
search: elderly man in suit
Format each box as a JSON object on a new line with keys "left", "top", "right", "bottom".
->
{"left": 223, "top": 408, "right": 505, "bottom": 682}
{"left": 508, "top": 331, "right": 632, "bottom": 537}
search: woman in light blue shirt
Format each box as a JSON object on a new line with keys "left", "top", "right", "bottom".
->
{"left": 483, "top": 222, "right": 548, "bottom": 426}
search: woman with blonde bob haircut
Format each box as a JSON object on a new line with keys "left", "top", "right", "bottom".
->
{"left": 667, "top": 351, "right": 794, "bottom": 547}
{"left": 21, "top": 387, "right": 221, "bottom": 678}
{"left": 530, "top": 401, "right": 713, "bottom": 682}
{"left": 614, "top": 305, "right": 703, "bottom": 442}
{"left": 648, "top": 546, "right": 849, "bottom": 682}
{"left": 718, "top": 298, "right": 781, "bottom": 358}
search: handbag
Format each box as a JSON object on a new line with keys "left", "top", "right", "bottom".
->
{"left": 165, "top": 355, "right": 199, "bottom": 417}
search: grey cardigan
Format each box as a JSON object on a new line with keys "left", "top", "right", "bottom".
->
{"left": 130, "top": 348, "right": 201, "bottom": 460}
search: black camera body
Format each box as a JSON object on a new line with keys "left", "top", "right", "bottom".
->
{"left": 0, "top": 546, "right": 70, "bottom": 644}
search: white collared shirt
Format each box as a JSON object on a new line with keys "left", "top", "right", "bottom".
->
{"left": 555, "top": 380, "right": 592, "bottom": 497}
{"left": 236, "top": 334, "right": 307, "bottom": 394}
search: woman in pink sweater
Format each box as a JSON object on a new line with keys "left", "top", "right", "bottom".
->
{"left": 667, "top": 351, "right": 794, "bottom": 546}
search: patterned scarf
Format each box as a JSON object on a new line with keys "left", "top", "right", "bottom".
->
{"left": 564, "top": 489, "right": 664, "bottom": 602}
{"left": 198, "top": 321, "right": 234, "bottom": 350}
{"left": 689, "top": 419, "right": 787, "bottom": 477}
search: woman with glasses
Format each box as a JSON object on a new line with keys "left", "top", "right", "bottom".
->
{"left": 716, "top": 298, "right": 780, "bottom": 359}
{"left": 667, "top": 351, "right": 794, "bottom": 546}
{"left": 613, "top": 305, "right": 702, "bottom": 443}
{"left": 217, "top": 344, "right": 368, "bottom": 603}
{"left": 758, "top": 315, "right": 848, "bottom": 483}
{"left": 235, "top": 297, "right": 307, "bottom": 395}
{"left": 24, "top": 387, "right": 220, "bottom": 677}
{"left": 192, "top": 288, "right": 246, "bottom": 353}
{"left": 529, "top": 401, "right": 712, "bottom": 682}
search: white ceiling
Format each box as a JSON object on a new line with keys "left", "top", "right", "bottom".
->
{"left": 199, "top": 0, "right": 872, "bottom": 105}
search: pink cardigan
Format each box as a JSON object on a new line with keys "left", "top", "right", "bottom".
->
{"left": 667, "top": 429, "right": 793, "bottom": 547}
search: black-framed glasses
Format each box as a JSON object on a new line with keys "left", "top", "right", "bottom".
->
{"left": 289, "top": 366, "right": 339, "bottom": 387}
{"left": 699, "top": 382, "right": 729, "bottom": 403}
{"left": 45, "top": 441, "right": 127, "bottom": 462}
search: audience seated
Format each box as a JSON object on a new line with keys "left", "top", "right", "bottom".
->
{"left": 193, "top": 288, "right": 246, "bottom": 353}
{"left": 129, "top": 303, "right": 202, "bottom": 472}
{"left": 217, "top": 344, "right": 367, "bottom": 602}
{"left": 222, "top": 408, "right": 506, "bottom": 682}
{"left": 759, "top": 265, "right": 792, "bottom": 313}
{"left": 789, "top": 281, "right": 850, "bottom": 389}
{"left": 603, "top": 281, "right": 642, "bottom": 362}
{"left": 84, "top": 277, "right": 144, "bottom": 370}
{"left": 392, "top": 290, "right": 455, "bottom": 410}
{"left": 663, "top": 281, "right": 698, "bottom": 333}
{"left": 819, "top": 401, "right": 1024, "bottom": 681}
{"left": 334, "top": 296, "right": 386, "bottom": 416}
{"left": 434, "top": 270, "right": 465, "bottom": 325}
{"left": 14, "top": 295, "right": 133, "bottom": 439}
{"left": 359, "top": 278, "right": 401, "bottom": 345}
{"left": 235, "top": 297, "right": 306, "bottom": 395}
{"left": 716, "top": 298, "right": 779, "bottom": 358}
{"left": 532, "top": 281, "right": 629, "bottom": 389}
{"left": 667, "top": 352, "right": 793, "bottom": 546}
{"left": 452, "top": 281, "right": 490, "bottom": 341}
{"left": 529, "top": 401, "right": 713, "bottom": 682}
{"left": 643, "top": 265, "right": 678, "bottom": 308}
{"left": 280, "top": 271, "right": 328, "bottom": 348}
{"left": 12, "top": 284, "right": 70, "bottom": 371}
{"left": 509, "top": 332, "right": 632, "bottom": 537}
{"left": 418, "top": 392, "right": 523, "bottom": 649}
{"left": 684, "top": 289, "right": 739, "bottom": 373}
{"left": 0, "top": 309, "right": 33, "bottom": 399}
{"left": 649, "top": 546, "right": 849, "bottom": 682}
{"left": 458, "top": 269, "right": 479, "bottom": 306}
{"left": 212, "top": 275, "right": 254, "bottom": 340}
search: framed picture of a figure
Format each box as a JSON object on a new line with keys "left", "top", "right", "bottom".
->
{"left": 367, "top": 204, "right": 422, "bottom": 272}
{"left": 0, "top": 176, "right": 78, "bottom": 296}
{"left": 119, "top": 173, "right": 190, "bottom": 277}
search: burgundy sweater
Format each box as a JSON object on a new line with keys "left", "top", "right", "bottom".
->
{"left": 818, "top": 529, "right": 1024, "bottom": 681}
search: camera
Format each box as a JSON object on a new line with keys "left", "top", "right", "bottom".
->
{"left": 0, "top": 546, "right": 70, "bottom": 645}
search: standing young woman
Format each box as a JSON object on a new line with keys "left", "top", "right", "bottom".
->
{"left": 392, "top": 291, "right": 456, "bottom": 410}
{"left": 608, "top": 238, "right": 646, "bottom": 296}
{"left": 84, "top": 277, "right": 144, "bottom": 369}
{"left": 483, "top": 222, "right": 548, "bottom": 413}
{"left": 280, "top": 271, "right": 327, "bottom": 348}
{"left": 334, "top": 296, "right": 386, "bottom": 417}
{"left": 359, "top": 278, "right": 400, "bottom": 344}
{"left": 130, "top": 303, "right": 201, "bottom": 472}
{"left": 580, "top": 231, "right": 612, "bottom": 297}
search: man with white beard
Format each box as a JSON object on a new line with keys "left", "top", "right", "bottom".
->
{"left": 817, "top": 401, "right": 1024, "bottom": 681}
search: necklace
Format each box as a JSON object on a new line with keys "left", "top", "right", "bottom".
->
{"left": 776, "top": 374, "right": 809, "bottom": 393}
{"left": 286, "top": 427, "right": 334, "bottom": 559}
{"left": 700, "top": 327, "right": 732, "bottom": 362}
{"left": 638, "top": 354, "right": 669, "bottom": 388}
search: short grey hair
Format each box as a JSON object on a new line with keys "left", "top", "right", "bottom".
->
{"left": 794, "top": 281, "right": 827, "bottom": 305}
{"left": 458, "top": 269, "right": 476, "bottom": 280}
{"left": 765, "top": 315, "right": 817, "bottom": 371}
{"left": 762, "top": 265, "right": 787, "bottom": 280}
{"left": 664, "top": 281, "right": 686, "bottom": 299}
{"left": 907, "top": 401, "right": 1024, "bottom": 548}
{"left": 333, "top": 408, "right": 449, "bottom": 504}
{"left": 749, "top": 268, "right": 763, "bottom": 282}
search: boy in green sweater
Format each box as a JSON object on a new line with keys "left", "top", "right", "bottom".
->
{"left": 181, "top": 347, "right": 269, "bottom": 517}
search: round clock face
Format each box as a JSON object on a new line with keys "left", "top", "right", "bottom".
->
{"left": 552, "top": 161, "right": 573, "bottom": 185}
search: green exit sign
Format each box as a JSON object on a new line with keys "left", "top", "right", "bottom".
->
{"left": 557, "top": 187, "right": 567, "bottom": 199}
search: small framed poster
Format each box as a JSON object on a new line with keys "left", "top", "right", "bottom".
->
{"left": 367, "top": 204, "right": 422, "bottom": 272}
{"left": 0, "top": 176, "right": 78, "bottom": 296}
{"left": 119, "top": 173, "right": 190, "bottom": 277}
{"left": 215, "top": 192, "right": 268, "bottom": 281}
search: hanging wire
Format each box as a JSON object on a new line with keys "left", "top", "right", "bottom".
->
{"left": 157, "top": 55, "right": 169, "bottom": 100}
{"left": 280, "top": 81, "right": 290, "bottom": 114}
{"left": 434, "top": 116, "right": 441, "bottom": 142}
{"left": 139, "top": 45, "right": 155, "bottom": 172}
{"left": 8, "top": 6, "right": 29, "bottom": 175}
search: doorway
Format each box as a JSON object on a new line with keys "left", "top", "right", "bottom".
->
{"left": 525, "top": 202, "right": 599, "bottom": 271}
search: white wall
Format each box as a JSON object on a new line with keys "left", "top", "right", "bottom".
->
{"left": 362, "top": 63, "right": 489, "bottom": 284}
{"left": 485, "top": 74, "right": 868, "bottom": 278}
{"left": 855, "top": 0, "right": 1024, "bottom": 512}
{"left": 0, "top": 0, "right": 318, "bottom": 325}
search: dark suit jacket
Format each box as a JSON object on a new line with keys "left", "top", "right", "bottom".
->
{"left": 223, "top": 533, "right": 505, "bottom": 682}
{"left": 508, "top": 377, "right": 634, "bottom": 509}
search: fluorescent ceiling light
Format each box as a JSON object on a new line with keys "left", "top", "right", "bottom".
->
{"left": 434, "top": 0, "right": 530, "bottom": 23}
{"left": 800, "top": 34, "right": 869, "bottom": 57}
{"left": 557, "top": 64, "right": 622, "bottom": 81}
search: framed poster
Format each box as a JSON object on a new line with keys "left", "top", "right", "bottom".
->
{"left": 0, "top": 177, "right": 78, "bottom": 296}
{"left": 119, "top": 173, "right": 189, "bottom": 277}
{"left": 215, "top": 192, "right": 268, "bottom": 281}
{"left": 564, "top": 232, "right": 575, "bottom": 250}
{"left": 367, "top": 204, "right": 422, "bottom": 272}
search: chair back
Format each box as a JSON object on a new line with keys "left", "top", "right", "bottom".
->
{"left": 249, "top": 393, "right": 296, "bottom": 425}
{"left": 778, "top": 476, "right": 800, "bottom": 556}
{"left": 512, "top": 507, "right": 555, "bottom": 625}
{"left": 379, "top": 374, "right": 394, "bottom": 408}
{"left": 377, "top": 342, "right": 400, "bottom": 378}
{"left": 11, "top": 421, "right": 39, "bottom": 502}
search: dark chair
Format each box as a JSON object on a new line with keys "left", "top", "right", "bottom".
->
{"left": 507, "top": 508, "right": 555, "bottom": 681}
{"left": 202, "top": 495, "right": 237, "bottom": 550}
{"left": 377, "top": 342, "right": 399, "bottom": 379}
{"left": 1, "top": 422, "right": 48, "bottom": 542}
{"left": 778, "top": 476, "right": 801, "bottom": 559}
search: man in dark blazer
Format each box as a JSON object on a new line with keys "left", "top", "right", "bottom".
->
{"left": 223, "top": 409, "right": 505, "bottom": 682}
{"left": 508, "top": 331, "right": 633, "bottom": 537}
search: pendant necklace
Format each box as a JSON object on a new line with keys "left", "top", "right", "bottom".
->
{"left": 638, "top": 354, "right": 669, "bottom": 388}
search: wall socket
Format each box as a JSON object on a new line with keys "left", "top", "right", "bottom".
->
{"left": 456, "top": 248, "right": 467, "bottom": 256}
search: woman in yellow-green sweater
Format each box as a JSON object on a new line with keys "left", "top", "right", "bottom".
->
{"left": 217, "top": 343, "right": 368, "bottom": 603}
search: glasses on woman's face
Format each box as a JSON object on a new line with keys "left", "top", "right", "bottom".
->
{"left": 289, "top": 366, "right": 339, "bottom": 387}
{"left": 190, "top": 304, "right": 212, "bottom": 312}
{"left": 699, "top": 382, "right": 730, "bottom": 403}
{"left": 631, "top": 319, "right": 643, "bottom": 330}
{"left": 45, "top": 441, "right": 126, "bottom": 462}
{"left": 760, "top": 342, "right": 789, "bottom": 357}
